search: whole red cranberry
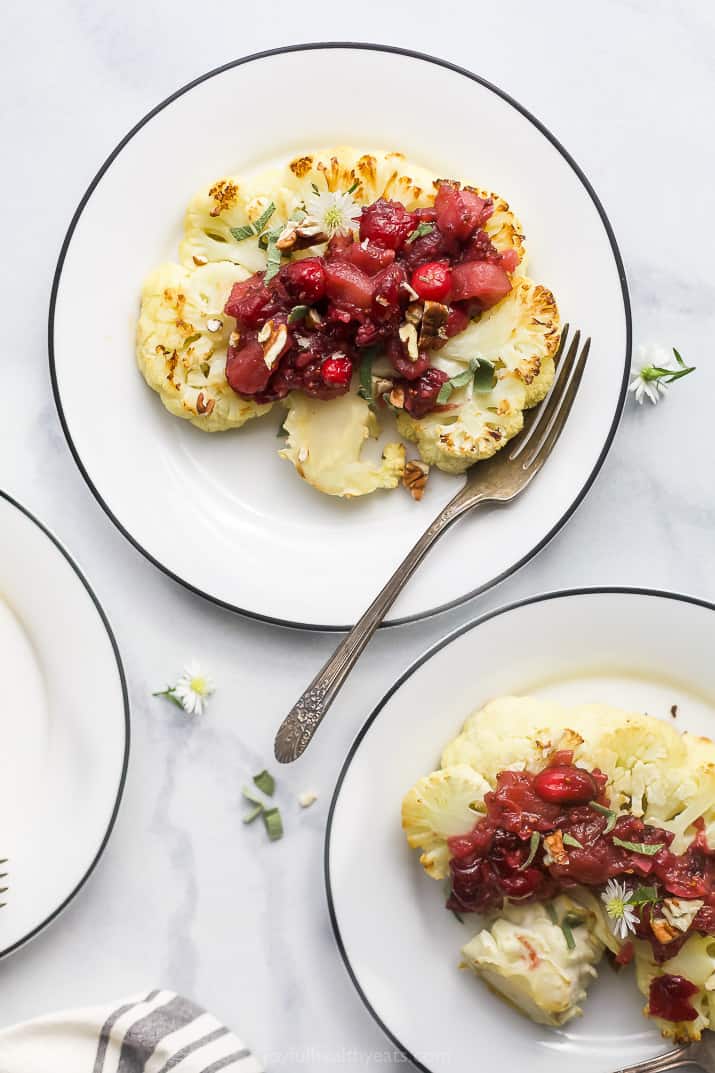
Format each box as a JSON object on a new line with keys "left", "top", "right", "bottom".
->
{"left": 282, "top": 258, "right": 326, "bottom": 303}
{"left": 411, "top": 261, "right": 452, "bottom": 302}
{"left": 359, "top": 198, "right": 415, "bottom": 250}
{"left": 321, "top": 355, "right": 353, "bottom": 387}
{"left": 533, "top": 765, "right": 597, "bottom": 805}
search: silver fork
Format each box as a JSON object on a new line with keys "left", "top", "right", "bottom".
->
{"left": 274, "top": 326, "right": 590, "bottom": 763}
{"left": 616, "top": 1036, "right": 715, "bottom": 1073}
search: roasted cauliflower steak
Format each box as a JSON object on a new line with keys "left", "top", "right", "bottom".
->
{"left": 402, "top": 695, "right": 715, "bottom": 1039}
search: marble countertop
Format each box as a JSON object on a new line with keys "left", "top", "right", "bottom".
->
{"left": 1, "top": 0, "right": 714, "bottom": 1067}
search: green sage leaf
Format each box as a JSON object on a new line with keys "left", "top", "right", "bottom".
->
{"left": 253, "top": 769, "right": 275, "bottom": 797}
{"left": 263, "top": 807, "right": 284, "bottom": 842}
{"left": 287, "top": 305, "right": 309, "bottom": 325}
{"left": 589, "top": 801, "right": 618, "bottom": 835}
{"left": 612, "top": 837, "right": 664, "bottom": 856}
{"left": 229, "top": 224, "right": 255, "bottom": 242}
{"left": 519, "top": 831, "right": 540, "bottom": 870}
{"left": 563, "top": 833, "right": 584, "bottom": 849}
{"left": 406, "top": 222, "right": 435, "bottom": 244}
{"left": 252, "top": 202, "right": 276, "bottom": 234}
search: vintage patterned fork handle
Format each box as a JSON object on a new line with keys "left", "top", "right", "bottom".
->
{"left": 614, "top": 1047, "right": 697, "bottom": 1073}
{"left": 273, "top": 490, "right": 480, "bottom": 763}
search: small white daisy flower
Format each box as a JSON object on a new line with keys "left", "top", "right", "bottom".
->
{"left": 628, "top": 344, "right": 695, "bottom": 405}
{"left": 602, "top": 878, "right": 639, "bottom": 940}
{"left": 305, "top": 189, "right": 361, "bottom": 237}
{"left": 154, "top": 661, "right": 214, "bottom": 716}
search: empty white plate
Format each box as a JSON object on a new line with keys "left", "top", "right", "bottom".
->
{"left": 326, "top": 588, "right": 715, "bottom": 1073}
{"left": 50, "top": 44, "right": 630, "bottom": 628}
{"left": 0, "top": 493, "right": 128, "bottom": 958}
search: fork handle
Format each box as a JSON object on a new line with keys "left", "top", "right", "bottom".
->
{"left": 614, "top": 1047, "right": 694, "bottom": 1073}
{"left": 273, "top": 487, "right": 479, "bottom": 763}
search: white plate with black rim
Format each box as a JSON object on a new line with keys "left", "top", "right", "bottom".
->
{"left": 325, "top": 588, "right": 715, "bottom": 1073}
{"left": 50, "top": 43, "right": 630, "bottom": 630}
{"left": 0, "top": 493, "right": 128, "bottom": 958}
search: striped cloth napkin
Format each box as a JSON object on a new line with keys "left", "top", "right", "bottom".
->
{"left": 0, "top": 989, "right": 263, "bottom": 1073}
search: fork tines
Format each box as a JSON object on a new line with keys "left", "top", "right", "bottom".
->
{"left": 510, "top": 324, "right": 591, "bottom": 469}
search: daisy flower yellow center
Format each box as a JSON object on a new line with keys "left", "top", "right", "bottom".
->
{"left": 189, "top": 675, "right": 210, "bottom": 696}
{"left": 324, "top": 205, "right": 345, "bottom": 230}
{"left": 605, "top": 892, "right": 628, "bottom": 918}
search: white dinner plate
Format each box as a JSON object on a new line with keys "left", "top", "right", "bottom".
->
{"left": 0, "top": 493, "right": 128, "bottom": 958}
{"left": 50, "top": 44, "right": 630, "bottom": 629}
{"left": 326, "top": 588, "right": 715, "bottom": 1073}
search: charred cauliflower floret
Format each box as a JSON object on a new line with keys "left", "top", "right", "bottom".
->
{"left": 180, "top": 148, "right": 526, "bottom": 278}
{"left": 461, "top": 896, "right": 603, "bottom": 1027}
{"left": 401, "top": 765, "right": 491, "bottom": 880}
{"left": 179, "top": 170, "right": 304, "bottom": 273}
{"left": 282, "top": 147, "right": 436, "bottom": 212}
{"left": 396, "top": 277, "right": 559, "bottom": 474}
{"left": 437, "top": 277, "right": 560, "bottom": 407}
{"left": 279, "top": 392, "right": 405, "bottom": 497}
{"left": 280, "top": 147, "right": 525, "bottom": 264}
{"left": 136, "top": 262, "right": 272, "bottom": 431}
{"left": 397, "top": 373, "right": 527, "bottom": 475}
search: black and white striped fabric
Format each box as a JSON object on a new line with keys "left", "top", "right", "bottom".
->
{"left": 0, "top": 989, "right": 263, "bottom": 1073}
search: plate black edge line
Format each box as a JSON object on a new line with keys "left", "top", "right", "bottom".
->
{"left": 323, "top": 585, "right": 715, "bottom": 1072}
{"left": 0, "top": 489, "right": 131, "bottom": 961}
{"left": 48, "top": 40, "right": 632, "bottom": 634}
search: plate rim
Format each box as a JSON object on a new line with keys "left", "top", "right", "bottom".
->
{"left": 324, "top": 585, "right": 715, "bottom": 1071}
{"left": 0, "top": 490, "right": 130, "bottom": 960}
{"left": 48, "top": 41, "right": 632, "bottom": 632}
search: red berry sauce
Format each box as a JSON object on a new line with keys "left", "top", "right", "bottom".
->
{"left": 222, "top": 181, "right": 515, "bottom": 414}
{"left": 446, "top": 751, "right": 715, "bottom": 1021}
{"left": 649, "top": 975, "right": 700, "bottom": 1023}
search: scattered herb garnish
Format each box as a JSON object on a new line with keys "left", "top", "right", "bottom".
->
{"left": 588, "top": 801, "right": 618, "bottom": 835}
{"left": 242, "top": 786, "right": 264, "bottom": 807}
{"left": 242, "top": 804, "right": 263, "bottom": 824}
{"left": 612, "top": 837, "right": 665, "bottom": 856}
{"left": 311, "top": 182, "right": 320, "bottom": 195}
{"left": 345, "top": 179, "right": 360, "bottom": 195}
{"left": 563, "top": 833, "right": 584, "bottom": 849}
{"left": 253, "top": 769, "right": 275, "bottom": 797}
{"left": 561, "top": 912, "right": 585, "bottom": 951}
{"left": 546, "top": 901, "right": 559, "bottom": 925}
{"left": 287, "top": 304, "right": 309, "bottom": 325}
{"left": 670, "top": 704, "right": 678, "bottom": 719}
{"left": 406, "top": 221, "right": 435, "bottom": 244}
{"left": 263, "top": 807, "right": 284, "bottom": 841}
{"left": 436, "top": 357, "right": 496, "bottom": 404}
{"left": 627, "top": 885, "right": 659, "bottom": 907}
{"left": 357, "top": 349, "right": 376, "bottom": 408}
{"left": 519, "top": 831, "right": 541, "bottom": 870}
{"left": 230, "top": 202, "right": 276, "bottom": 244}
{"left": 229, "top": 223, "right": 254, "bottom": 242}
{"left": 263, "top": 228, "right": 283, "bottom": 283}
{"left": 253, "top": 201, "right": 276, "bottom": 233}
{"left": 183, "top": 332, "right": 201, "bottom": 348}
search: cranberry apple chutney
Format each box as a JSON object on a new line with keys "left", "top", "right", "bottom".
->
{"left": 136, "top": 148, "right": 560, "bottom": 498}
{"left": 402, "top": 697, "right": 715, "bottom": 1039}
